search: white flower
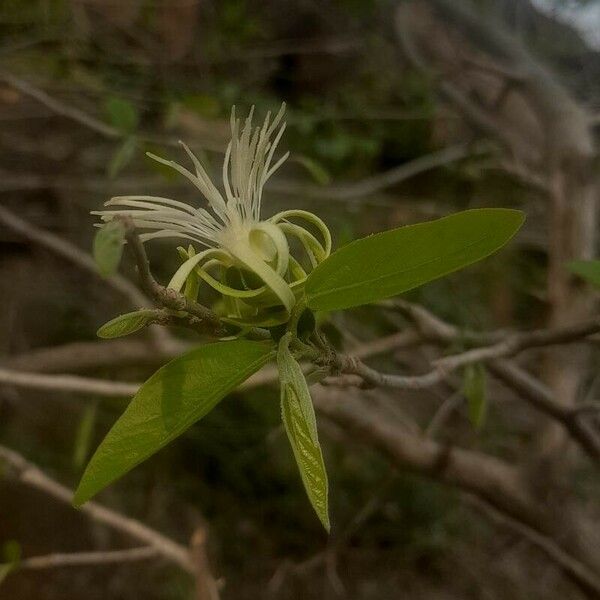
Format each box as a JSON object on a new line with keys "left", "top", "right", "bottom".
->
{"left": 94, "top": 104, "right": 331, "bottom": 325}
{"left": 94, "top": 104, "right": 289, "bottom": 250}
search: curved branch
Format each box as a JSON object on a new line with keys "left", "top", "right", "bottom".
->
{"left": 0, "top": 445, "right": 194, "bottom": 573}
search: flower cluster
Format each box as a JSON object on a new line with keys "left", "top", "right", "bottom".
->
{"left": 94, "top": 104, "right": 331, "bottom": 329}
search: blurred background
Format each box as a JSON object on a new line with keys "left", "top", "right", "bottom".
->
{"left": 0, "top": 1, "right": 599, "bottom": 599}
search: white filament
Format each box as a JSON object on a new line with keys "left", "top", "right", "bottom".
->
{"left": 93, "top": 104, "right": 289, "bottom": 249}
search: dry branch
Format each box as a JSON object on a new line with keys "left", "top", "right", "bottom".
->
{"left": 464, "top": 495, "right": 600, "bottom": 598}
{"left": 18, "top": 547, "right": 159, "bottom": 570}
{"left": 0, "top": 368, "right": 139, "bottom": 397}
{"left": 0, "top": 445, "right": 194, "bottom": 573}
{"left": 119, "top": 216, "right": 226, "bottom": 338}
{"left": 385, "top": 300, "right": 600, "bottom": 465}
{"left": 4, "top": 339, "right": 191, "bottom": 373}
{"left": 334, "top": 316, "right": 600, "bottom": 390}
{"left": 0, "top": 205, "right": 174, "bottom": 349}
{"left": 0, "top": 205, "right": 146, "bottom": 308}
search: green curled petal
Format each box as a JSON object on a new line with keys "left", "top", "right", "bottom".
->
{"left": 196, "top": 259, "right": 267, "bottom": 299}
{"left": 288, "top": 256, "right": 308, "bottom": 281}
{"left": 278, "top": 223, "right": 326, "bottom": 268}
{"left": 167, "top": 249, "right": 226, "bottom": 292}
{"left": 250, "top": 221, "right": 290, "bottom": 276}
{"left": 228, "top": 242, "right": 296, "bottom": 313}
{"left": 221, "top": 310, "right": 289, "bottom": 328}
{"left": 269, "top": 209, "right": 332, "bottom": 257}
{"left": 176, "top": 245, "right": 200, "bottom": 301}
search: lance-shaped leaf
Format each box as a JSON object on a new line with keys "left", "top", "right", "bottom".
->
{"left": 108, "top": 136, "right": 137, "bottom": 178}
{"left": 464, "top": 363, "right": 487, "bottom": 430}
{"left": 568, "top": 260, "right": 600, "bottom": 289}
{"left": 93, "top": 220, "right": 126, "bottom": 277}
{"left": 73, "top": 340, "right": 275, "bottom": 506}
{"left": 105, "top": 97, "right": 139, "bottom": 133}
{"left": 277, "top": 334, "right": 330, "bottom": 531}
{"left": 97, "top": 310, "right": 162, "bottom": 339}
{"left": 305, "top": 209, "right": 524, "bottom": 312}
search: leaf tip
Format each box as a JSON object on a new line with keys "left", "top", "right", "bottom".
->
{"left": 71, "top": 488, "right": 86, "bottom": 509}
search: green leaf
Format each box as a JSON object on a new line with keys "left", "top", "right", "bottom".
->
{"left": 0, "top": 564, "right": 14, "bottom": 586}
{"left": 97, "top": 310, "right": 161, "bottom": 339}
{"left": 107, "top": 136, "right": 137, "bottom": 178}
{"left": 93, "top": 220, "right": 126, "bottom": 278}
{"left": 277, "top": 334, "right": 330, "bottom": 531}
{"left": 105, "top": 97, "right": 139, "bottom": 133}
{"left": 73, "top": 340, "right": 274, "bottom": 506}
{"left": 568, "top": 260, "right": 600, "bottom": 289}
{"left": 0, "top": 540, "right": 20, "bottom": 586}
{"left": 73, "top": 404, "right": 98, "bottom": 469}
{"left": 295, "top": 155, "right": 332, "bottom": 185}
{"left": 181, "top": 93, "right": 220, "bottom": 118}
{"left": 305, "top": 209, "right": 525, "bottom": 312}
{"left": 464, "top": 363, "right": 487, "bottom": 430}
{"left": 1, "top": 541, "right": 21, "bottom": 564}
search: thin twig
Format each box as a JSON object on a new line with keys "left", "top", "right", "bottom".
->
{"left": 0, "top": 71, "right": 222, "bottom": 153}
{"left": 425, "top": 391, "right": 464, "bottom": 438}
{"left": 0, "top": 206, "right": 146, "bottom": 308}
{"left": 336, "top": 309, "right": 599, "bottom": 393}
{"left": 0, "top": 71, "right": 118, "bottom": 138}
{"left": 119, "top": 217, "right": 226, "bottom": 338}
{"left": 272, "top": 144, "right": 477, "bottom": 200}
{"left": 463, "top": 494, "right": 600, "bottom": 598}
{"left": 0, "top": 368, "right": 139, "bottom": 397}
{"left": 488, "top": 360, "right": 600, "bottom": 463}
{"left": 18, "top": 547, "right": 159, "bottom": 570}
{"left": 387, "top": 300, "right": 600, "bottom": 464}
{"left": 4, "top": 338, "right": 191, "bottom": 373}
{"left": 0, "top": 205, "right": 174, "bottom": 348}
{"left": 0, "top": 445, "right": 194, "bottom": 573}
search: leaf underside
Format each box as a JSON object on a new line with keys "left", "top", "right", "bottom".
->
{"left": 277, "top": 336, "right": 330, "bottom": 531}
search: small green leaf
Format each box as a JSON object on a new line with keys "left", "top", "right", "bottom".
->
{"left": 73, "top": 404, "right": 98, "bottom": 469}
{"left": 73, "top": 340, "right": 275, "bottom": 506}
{"left": 181, "top": 94, "right": 220, "bottom": 118}
{"left": 464, "top": 363, "right": 487, "bottom": 430}
{"left": 0, "top": 564, "right": 14, "bottom": 586}
{"left": 97, "top": 310, "right": 161, "bottom": 339}
{"left": 0, "top": 540, "right": 20, "bottom": 586}
{"left": 305, "top": 209, "right": 525, "bottom": 312}
{"left": 295, "top": 155, "right": 332, "bottom": 185}
{"left": 108, "top": 136, "right": 137, "bottom": 178}
{"left": 277, "top": 334, "right": 330, "bottom": 531}
{"left": 93, "top": 220, "right": 126, "bottom": 278}
{"left": 2, "top": 541, "right": 21, "bottom": 564}
{"left": 105, "top": 97, "right": 139, "bottom": 133}
{"left": 568, "top": 260, "right": 600, "bottom": 289}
